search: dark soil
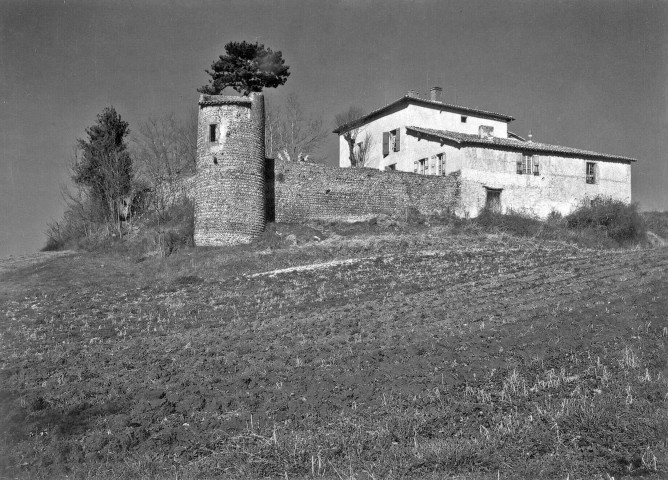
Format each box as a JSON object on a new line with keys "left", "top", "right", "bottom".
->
{"left": 1, "top": 229, "right": 666, "bottom": 479}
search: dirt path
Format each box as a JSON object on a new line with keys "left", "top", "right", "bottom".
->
{"left": 0, "top": 250, "right": 76, "bottom": 277}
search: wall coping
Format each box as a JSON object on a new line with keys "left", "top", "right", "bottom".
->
{"left": 198, "top": 94, "right": 253, "bottom": 107}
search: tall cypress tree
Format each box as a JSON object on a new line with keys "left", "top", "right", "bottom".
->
{"left": 72, "top": 106, "right": 133, "bottom": 224}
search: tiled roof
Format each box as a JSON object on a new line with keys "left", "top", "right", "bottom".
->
{"left": 507, "top": 131, "right": 527, "bottom": 141}
{"left": 199, "top": 94, "right": 252, "bottom": 106}
{"left": 332, "top": 95, "right": 515, "bottom": 134}
{"left": 406, "top": 126, "right": 637, "bottom": 163}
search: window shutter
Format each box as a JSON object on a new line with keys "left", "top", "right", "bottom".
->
{"left": 383, "top": 132, "right": 389, "bottom": 156}
{"left": 395, "top": 129, "right": 401, "bottom": 151}
{"left": 440, "top": 154, "right": 446, "bottom": 175}
{"left": 516, "top": 157, "right": 523, "bottom": 174}
{"left": 533, "top": 156, "right": 540, "bottom": 175}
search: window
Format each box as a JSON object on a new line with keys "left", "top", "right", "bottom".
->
{"left": 437, "top": 153, "right": 446, "bottom": 175}
{"left": 461, "top": 116, "right": 468, "bottom": 123}
{"left": 382, "top": 129, "right": 401, "bottom": 156}
{"left": 517, "top": 154, "right": 539, "bottom": 175}
{"left": 209, "top": 124, "right": 218, "bottom": 142}
{"left": 414, "top": 153, "right": 445, "bottom": 175}
{"left": 414, "top": 158, "right": 428, "bottom": 174}
{"left": 586, "top": 162, "right": 597, "bottom": 184}
{"left": 387, "top": 164, "right": 396, "bottom": 171}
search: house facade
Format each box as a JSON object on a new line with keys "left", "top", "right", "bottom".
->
{"left": 334, "top": 87, "right": 635, "bottom": 218}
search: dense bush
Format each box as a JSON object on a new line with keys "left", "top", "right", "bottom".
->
{"left": 43, "top": 190, "right": 194, "bottom": 258}
{"left": 149, "top": 197, "right": 195, "bottom": 256}
{"left": 565, "top": 197, "right": 646, "bottom": 245}
{"left": 474, "top": 208, "right": 543, "bottom": 237}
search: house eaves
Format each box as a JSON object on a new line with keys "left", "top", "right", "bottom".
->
{"left": 406, "top": 126, "right": 638, "bottom": 163}
{"left": 333, "top": 96, "right": 515, "bottom": 135}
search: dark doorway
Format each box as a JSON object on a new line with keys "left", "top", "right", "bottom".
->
{"left": 485, "top": 188, "right": 502, "bottom": 213}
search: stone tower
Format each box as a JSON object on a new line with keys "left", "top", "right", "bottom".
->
{"left": 194, "top": 93, "right": 266, "bottom": 246}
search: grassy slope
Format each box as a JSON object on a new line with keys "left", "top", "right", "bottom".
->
{"left": 1, "top": 227, "right": 667, "bottom": 479}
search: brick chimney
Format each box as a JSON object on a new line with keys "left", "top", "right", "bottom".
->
{"left": 430, "top": 86, "right": 442, "bottom": 102}
{"left": 407, "top": 90, "right": 420, "bottom": 98}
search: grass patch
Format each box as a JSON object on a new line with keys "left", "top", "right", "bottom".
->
{"left": 643, "top": 211, "right": 668, "bottom": 241}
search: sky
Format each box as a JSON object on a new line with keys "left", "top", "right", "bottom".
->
{"left": 1, "top": 0, "right": 667, "bottom": 258}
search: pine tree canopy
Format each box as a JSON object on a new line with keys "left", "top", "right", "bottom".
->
{"left": 197, "top": 41, "right": 290, "bottom": 96}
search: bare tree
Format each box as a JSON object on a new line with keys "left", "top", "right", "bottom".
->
{"left": 132, "top": 111, "right": 197, "bottom": 187}
{"left": 334, "top": 106, "right": 367, "bottom": 167}
{"left": 265, "top": 94, "right": 327, "bottom": 162}
{"left": 265, "top": 102, "right": 282, "bottom": 160}
{"left": 352, "top": 131, "right": 375, "bottom": 168}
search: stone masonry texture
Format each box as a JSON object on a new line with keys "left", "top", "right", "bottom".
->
{"left": 268, "top": 160, "right": 461, "bottom": 223}
{"left": 194, "top": 94, "right": 266, "bottom": 246}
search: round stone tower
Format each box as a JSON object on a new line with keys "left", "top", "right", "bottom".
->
{"left": 194, "top": 93, "right": 266, "bottom": 246}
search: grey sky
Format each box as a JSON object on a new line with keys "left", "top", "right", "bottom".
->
{"left": 1, "top": 0, "right": 666, "bottom": 257}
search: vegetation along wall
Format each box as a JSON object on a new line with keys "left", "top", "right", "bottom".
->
{"left": 193, "top": 93, "right": 460, "bottom": 246}
{"left": 266, "top": 158, "right": 461, "bottom": 224}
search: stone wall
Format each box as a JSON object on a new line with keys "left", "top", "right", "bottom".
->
{"left": 194, "top": 94, "right": 266, "bottom": 246}
{"left": 267, "top": 159, "right": 461, "bottom": 223}
{"left": 155, "top": 175, "right": 195, "bottom": 209}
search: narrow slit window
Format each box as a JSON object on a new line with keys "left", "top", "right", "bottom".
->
{"left": 461, "top": 116, "right": 468, "bottom": 123}
{"left": 209, "top": 124, "right": 218, "bottom": 142}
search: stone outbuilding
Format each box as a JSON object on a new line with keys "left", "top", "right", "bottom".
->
{"left": 334, "top": 87, "right": 636, "bottom": 218}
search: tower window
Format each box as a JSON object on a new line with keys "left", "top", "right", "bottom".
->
{"left": 209, "top": 124, "right": 218, "bottom": 142}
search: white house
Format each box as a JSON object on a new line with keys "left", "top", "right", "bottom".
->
{"left": 333, "top": 87, "right": 636, "bottom": 218}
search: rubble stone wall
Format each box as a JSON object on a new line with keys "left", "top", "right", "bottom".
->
{"left": 193, "top": 94, "right": 265, "bottom": 246}
{"left": 267, "top": 159, "right": 461, "bottom": 223}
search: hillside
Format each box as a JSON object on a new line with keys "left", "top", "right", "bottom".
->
{"left": 1, "top": 226, "right": 667, "bottom": 479}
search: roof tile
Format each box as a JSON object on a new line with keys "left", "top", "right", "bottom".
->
{"left": 406, "top": 126, "right": 637, "bottom": 163}
{"left": 333, "top": 95, "right": 515, "bottom": 134}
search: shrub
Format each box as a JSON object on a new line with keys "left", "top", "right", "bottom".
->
{"left": 566, "top": 197, "right": 646, "bottom": 245}
{"left": 474, "top": 208, "right": 543, "bottom": 237}
{"left": 42, "top": 204, "right": 97, "bottom": 251}
{"left": 141, "top": 196, "right": 195, "bottom": 256}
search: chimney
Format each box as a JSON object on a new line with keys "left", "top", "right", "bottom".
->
{"left": 479, "top": 125, "right": 494, "bottom": 138}
{"left": 528, "top": 130, "right": 533, "bottom": 142}
{"left": 407, "top": 90, "right": 420, "bottom": 99}
{"left": 430, "top": 86, "right": 443, "bottom": 102}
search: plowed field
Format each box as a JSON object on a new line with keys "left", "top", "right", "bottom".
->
{"left": 1, "top": 232, "right": 667, "bottom": 479}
